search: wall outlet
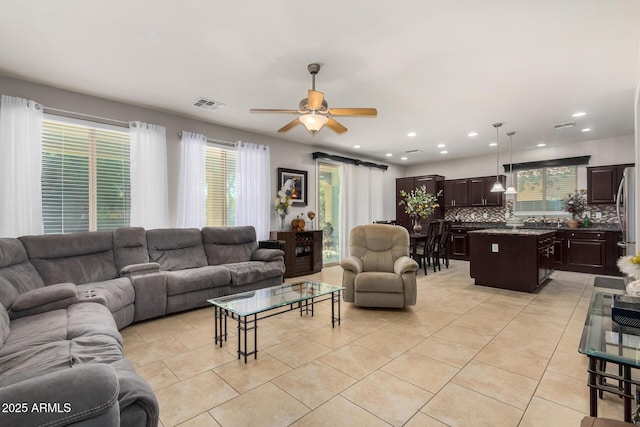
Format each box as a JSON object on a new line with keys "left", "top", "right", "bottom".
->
{"left": 505, "top": 212, "right": 510, "bottom": 219}
{"left": 584, "top": 211, "right": 591, "bottom": 219}
{"left": 471, "top": 213, "right": 476, "bottom": 220}
{"left": 595, "top": 212, "right": 602, "bottom": 219}
{"left": 483, "top": 213, "right": 488, "bottom": 219}
{"left": 492, "top": 243, "right": 499, "bottom": 253}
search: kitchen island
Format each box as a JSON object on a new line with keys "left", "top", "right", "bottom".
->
{"left": 468, "top": 228, "right": 556, "bottom": 292}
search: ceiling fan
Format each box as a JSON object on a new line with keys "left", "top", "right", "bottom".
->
{"left": 250, "top": 63, "right": 377, "bottom": 135}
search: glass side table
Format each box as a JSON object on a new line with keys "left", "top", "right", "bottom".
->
{"left": 579, "top": 291, "right": 640, "bottom": 422}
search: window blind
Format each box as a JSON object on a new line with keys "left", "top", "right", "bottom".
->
{"left": 41, "top": 119, "right": 130, "bottom": 233}
{"left": 205, "top": 145, "right": 236, "bottom": 226}
{"left": 515, "top": 166, "right": 577, "bottom": 213}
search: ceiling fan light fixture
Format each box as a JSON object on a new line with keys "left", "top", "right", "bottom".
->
{"left": 299, "top": 113, "right": 328, "bottom": 134}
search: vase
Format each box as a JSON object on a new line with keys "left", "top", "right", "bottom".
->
{"left": 412, "top": 219, "right": 423, "bottom": 234}
{"left": 278, "top": 214, "right": 287, "bottom": 230}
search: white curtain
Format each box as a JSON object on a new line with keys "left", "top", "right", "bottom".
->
{"left": 129, "top": 121, "right": 169, "bottom": 229}
{"left": 0, "top": 95, "right": 43, "bottom": 237}
{"left": 177, "top": 131, "right": 207, "bottom": 228}
{"left": 235, "top": 141, "right": 270, "bottom": 240}
{"left": 339, "top": 164, "right": 385, "bottom": 259}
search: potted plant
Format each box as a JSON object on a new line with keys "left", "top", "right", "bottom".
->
{"left": 561, "top": 189, "right": 587, "bottom": 228}
{"left": 398, "top": 186, "right": 442, "bottom": 233}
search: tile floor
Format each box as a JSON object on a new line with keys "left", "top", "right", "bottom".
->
{"left": 122, "top": 260, "right": 630, "bottom": 427}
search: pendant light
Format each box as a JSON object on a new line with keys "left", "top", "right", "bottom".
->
{"left": 490, "top": 122, "right": 505, "bottom": 193}
{"left": 504, "top": 131, "right": 517, "bottom": 195}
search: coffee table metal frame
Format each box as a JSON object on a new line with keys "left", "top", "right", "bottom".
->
{"left": 208, "top": 281, "right": 343, "bottom": 363}
{"left": 579, "top": 291, "right": 640, "bottom": 422}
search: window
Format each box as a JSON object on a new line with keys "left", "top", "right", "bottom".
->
{"left": 205, "top": 145, "right": 236, "bottom": 226}
{"left": 515, "top": 165, "right": 577, "bottom": 214}
{"left": 41, "top": 118, "right": 130, "bottom": 234}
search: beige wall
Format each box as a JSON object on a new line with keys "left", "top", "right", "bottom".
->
{"left": 0, "top": 75, "right": 405, "bottom": 229}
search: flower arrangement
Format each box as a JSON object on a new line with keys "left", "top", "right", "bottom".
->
{"left": 274, "top": 179, "right": 294, "bottom": 218}
{"left": 618, "top": 253, "right": 640, "bottom": 279}
{"left": 398, "top": 186, "right": 442, "bottom": 219}
{"left": 561, "top": 189, "right": 587, "bottom": 219}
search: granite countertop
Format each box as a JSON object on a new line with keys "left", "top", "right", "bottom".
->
{"left": 450, "top": 221, "right": 620, "bottom": 232}
{"left": 468, "top": 228, "right": 557, "bottom": 236}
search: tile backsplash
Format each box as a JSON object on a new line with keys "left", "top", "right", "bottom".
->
{"left": 444, "top": 201, "right": 619, "bottom": 225}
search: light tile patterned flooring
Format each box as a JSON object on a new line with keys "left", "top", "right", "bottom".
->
{"left": 122, "top": 261, "right": 629, "bottom": 427}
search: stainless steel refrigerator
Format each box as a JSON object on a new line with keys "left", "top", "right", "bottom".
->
{"left": 616, "top": 166, "right": 636, "bottom": 257}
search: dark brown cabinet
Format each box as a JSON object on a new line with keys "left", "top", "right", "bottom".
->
{"left": 587, "top": 164, "right": 633, "bottom": 204}
{"left": 443, "top": 179, "right": 469, "bottom": 208}
{"left": 468, "top": 176, "right": 506, "bottom": 207}
{"left": 270, "top": 230, "right": 323, "bottom": 278}
{"left": 449, "top": 227, "right": 470, "bottom": 260}
{"left": 553, "top": 230, "right": 622, "bottom": 276}
{"left": 395, "top": 175, "right": 444, "bottom": 230}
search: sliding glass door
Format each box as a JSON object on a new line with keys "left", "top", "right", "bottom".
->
{"left": 318, "top": 162, "right": 341, "bottom": 265}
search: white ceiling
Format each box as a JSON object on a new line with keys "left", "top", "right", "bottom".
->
{"left": 1, "top": 1, "right": 639, "bottom": 165}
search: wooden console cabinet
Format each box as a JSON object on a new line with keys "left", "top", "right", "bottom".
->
{"left": 269, "top": 230, "right": 323, "bottom": 278}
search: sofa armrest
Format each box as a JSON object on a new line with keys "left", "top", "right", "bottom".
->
{"left": 340, "top": 256, "right": 363, "bottom": 274}
{"left": 251, "top": 248, "right": 284, "bottom": 262}
{"left": 394, "top": 256, "right": 419, "bottom": 275}
{"left": 8, "top": 283, "right": 80, "bottom": 319}
{"left": 0, "top": 364, "right": 120, "bottom": 427}
{"left": 120, "top": 262, "right": 161, "bottom": 276}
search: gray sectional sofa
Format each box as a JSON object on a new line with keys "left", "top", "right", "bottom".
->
{"left": 0, "top": 225, "right": 285, "bottom": 426}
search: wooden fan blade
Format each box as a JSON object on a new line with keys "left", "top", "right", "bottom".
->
{"left": 327, "top": 108, "right": 377, "bottom": 117}
{"left": 278, "top": 118, "right": 301, "bottom": 133}
{"left": 250, "top": 109, "right": 300, "bottom": 114}
{"left": 307, "top": 90, "right": 325, "bottom": 110}
{"left": 326, "top": 117, "right": 348, "bottom": 134}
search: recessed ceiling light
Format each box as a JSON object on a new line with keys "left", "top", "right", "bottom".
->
{"left": 537, "top": 143, "right": 546, "bottom": 147}
{"left": 581, "top": 128, "right": 591, "bottom": 132}
{"left": 400, "top": 156, "right": 408, "bottom": 161}
{"left": 572, "top": 112, "right": 587, "bottom": 117}
{"left": 468, "top": 132, "right": 478, "bottom": 137}
{"left": 489, "top": 142, "right": 497, "bottom": 147}
{"left": 437, "top": 143, "right": 446, "bottom": 148}
{"left": 353, "top": 145, "right": 361, "bottom": 149}
{"left": 407, "top": 132, "right": 416, "bottom": 137}
{"left": 385, "top": 153, "right": 393, "bottom": 157}
{"left": 440, "top": 150, "right": 448, "bottom": 154}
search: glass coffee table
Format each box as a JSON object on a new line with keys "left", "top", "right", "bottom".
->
{"left": 208, "top": 281, "right": 344, "bottom": 363}
{"left": 579, "top": 291, "right": 640, "bottom": 422}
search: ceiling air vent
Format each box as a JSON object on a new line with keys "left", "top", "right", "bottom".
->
{"left": 405, "top": 149, "right": 422, "bottom": 154}
{"left": 193, "top": 98, "right": 226, "bottom": 111}
{"left": 553, "top": 121, "right": 575, "bottom": 129}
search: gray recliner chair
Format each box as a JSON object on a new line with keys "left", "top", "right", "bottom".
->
{"left": 340, "top": 224, "right": 419, "bottom": 308}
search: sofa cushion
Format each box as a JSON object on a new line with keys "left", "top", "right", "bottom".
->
{"left": 19, "top": 231, "right": 118, "bottom": 285}
{"left": 146, "top": 228, "right": 208, "bottom": 270}
{"left": 164, "top": 266, "right": 230, "bottom": 296}
{"left": 0, "top": 305, "right": 9, "bottom": 348}
{"left": 225, "top": 261, "right": 284, "bottom": 286}
{"left": 202, "top": 226, "right": 258, "bottom": 265}
{"left": 113, "top": 227, "right": 149, "bottom": 272}
{"left": 77, "top": 277, "right": 135, "bottom": 313}
{"left": 0, "top": 238, "right": 45, "bottom": 309}
{"left": 355, "top": 272, "right": 404, "bottom": 293}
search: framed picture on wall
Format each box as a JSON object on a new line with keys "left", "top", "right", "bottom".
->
{"left": 277, "top": 168, "right": 307, "bottom": 206}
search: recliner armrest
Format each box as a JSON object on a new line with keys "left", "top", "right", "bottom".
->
{"left": 251, "top": 248, "right": 284, "bottom": 262}
{"left": 120, "top": 262, "right": 162, "bottom": 276}
{"left": 9, "top": 282, "right": 80, "bottom": 319}
{"left": 341, "top": 256, "right": 363, "bottom": 274}
{"left": 394, "top": 256, "right": 419, "bottom": 275}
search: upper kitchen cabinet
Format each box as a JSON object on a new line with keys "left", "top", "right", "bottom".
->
{"left": 443, "top": 179, "right": 469, "bottom": 208}
{"left": 587, "top": 164, "right": 634, "bottom": 204}
{"left": 395, "top": 175, "right": 444, "bottom": 229}
{"left": 469, "top": 175, "right": 506, "bottom": 207}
